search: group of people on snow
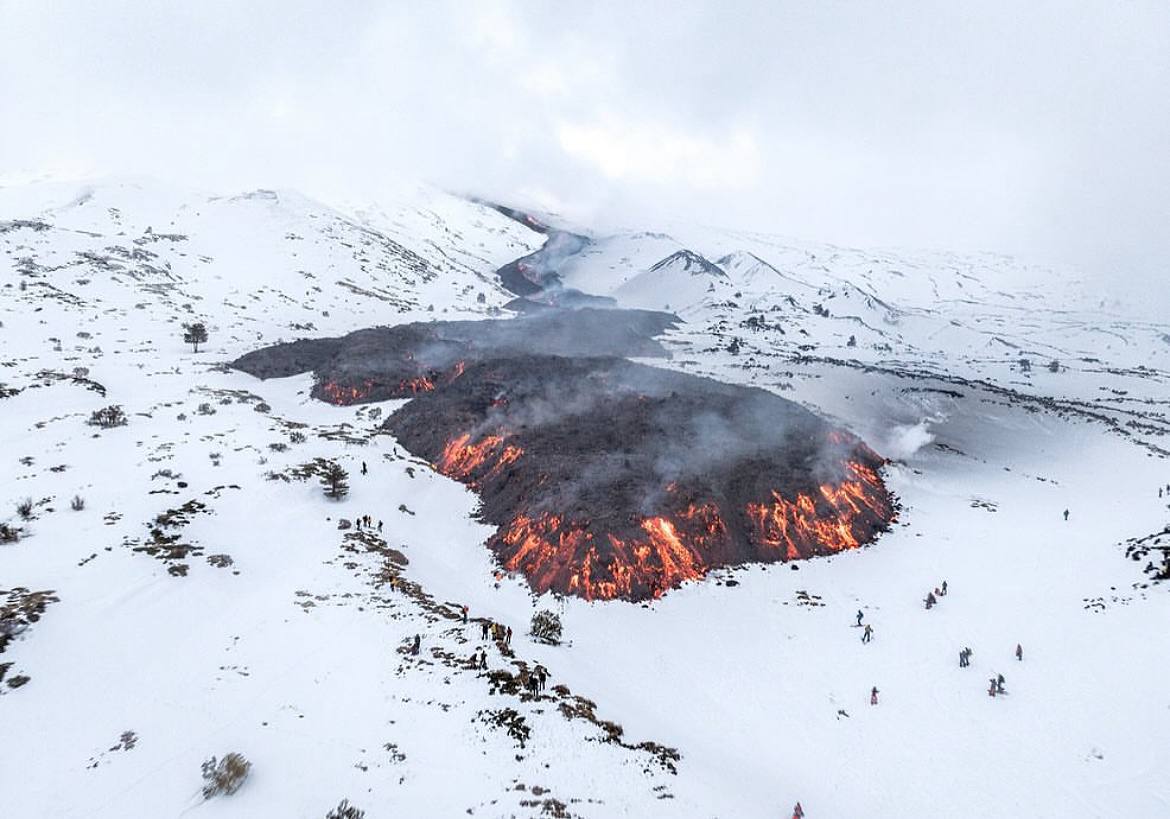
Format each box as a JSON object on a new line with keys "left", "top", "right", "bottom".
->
{"left": 924, "top": 579, "right": 947, "bottom": 609}
{"left": 355, "top": 513, "right": 383, "bottom": 533}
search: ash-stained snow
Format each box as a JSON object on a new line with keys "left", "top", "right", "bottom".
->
{"left": 2, "top": 178, "right": 1169, "bottom": 818}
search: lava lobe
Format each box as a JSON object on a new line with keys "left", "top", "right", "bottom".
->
{"left": 385, "top": 355, "right": 895, "bottom": 602}
{"left": 235, "top": 309, "right": 896, "bottom": 602}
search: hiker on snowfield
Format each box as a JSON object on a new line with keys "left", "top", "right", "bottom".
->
{"left": 856, "top": 609, "right": 864, "bottom": 626}
{"left": 1063, "top": 509, "right": 1069, "bottom": 521}
{"left": 461, "top": 605, "right": 469, "bottom": 624}
{"left": 959, "top": 649, "right": 968, "bottom": 668}
{"left": 481, "top": 621, "right": 490, "bottom": 640}
{"left": 411, "top": 635, "right": 421, "bottom": 656}
{"left": 479, "top": 650, "right": 488, "bottom": 670}
{"left": 361, "top": 461, "right": 368, "bottom": 475}
{"left": 505, "top": 626, "right": 513, "bottom": 647}
{"left": 1015, "top": 644, "right": 1023, "bottom": 661}
{"left": 793, "top": 802, "right": 805, "bottom": 819}
{"left": 996, "top": 674, "right": 1005, "bottom": 694}
{"left": 870, "top": 686, "right": 879, "bottom": 705}
{"left": 925, "top": 592, "right": 936, "bottom": 609}
{"left": 989, "top": 678, "right": 998, "bottom": 697}
{"left": 377, "top": 520, "right": 383, "bottom": 532}
{"left": 941, "top": 580, "right": 948, "bottom": 596}
{"left": 862, "top": 624, "right": 873, "bottom": 643}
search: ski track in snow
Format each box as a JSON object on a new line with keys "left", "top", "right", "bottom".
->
{"left": 2, "top": 177, "right": 1169, "bottom": 818}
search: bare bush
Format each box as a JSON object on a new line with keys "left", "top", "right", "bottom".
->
{"left": 196, "top": 403, "right": 216, "bottom": 416}
{"left": 88, "top": 405, "right": 127, "bottom": 428}
{"left": 530, "top": 609, "right": 563, "bottom": 645}
{"left": 289, "top": 431, "right": 307, "bottom": 444}
{"left": 326, "top": 799, "right": 365, "bottom": 819}
{"left": 70, "top": 495, "right": 85, "bottom": 511}
{"left": 201, "top": 752, "right": 251, "bottom": 798}
{"left": 16, "top": 499, "right": 33, "bottom": 520}
{"left": 0, "top": 524, "right": 19, "bottom": 544}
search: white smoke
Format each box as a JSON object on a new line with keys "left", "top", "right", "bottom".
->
{"left": 883, "top": 417, "right": 938, "bottom": 460}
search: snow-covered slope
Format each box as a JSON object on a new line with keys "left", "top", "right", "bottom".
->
{"left": 2, "top": 179, "right": 1169, "bottom": 818}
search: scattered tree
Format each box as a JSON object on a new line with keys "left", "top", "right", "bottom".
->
{"left": 530, "top": 609, "right": 563, "bottom": 645}
{"left": 201, "top": 752, "right": 251, "bottom": 799}
{"left": 320, "top": 461, "right": 349, "bottom": 500}
{"left": 88, "top": 405, "right": 128, "bottom": 428}
{"left": 183, "top": 322, "right": 209, "bottom": 353}
{"left": 326, "top": 799, "right": 365, "bottom": 819}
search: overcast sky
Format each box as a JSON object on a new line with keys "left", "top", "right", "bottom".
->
{"left": 2, "top": 1, "right": 1167, "bottom": 292}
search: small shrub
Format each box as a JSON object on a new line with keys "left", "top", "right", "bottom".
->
{"left": 196, "top": 403, "right": 216, "bottom": 416}
{"left": 326, "top": 799, "right": 365, "bottom": 819}
{"left": 0, "top": 523, "right": 19, "bottom": 543}
{"left": 88, "top": 405, "right": 127, "bottom": 428}
{"left": 1048, "top": 359, "right": 1061, "bottom": 373}
{"left": 70, "top": 495, "right": 85, "bottom": 511}
{"left": 289, "top": 431, "right": 307, "bottom": 444}
{"left": 530, "top": 609, "right": 563, "bottom": 645}
{"left": 16, "top": 498, "right": 34, "bottom": 520}
{"left": 201, "top": 752, "right": 251, "bottom": 798}
{"left": 268, "top": 442, "right": 289, "bottom": 452}
{"left": 72, "top": 366, "right": 90, "bottom": 378}
{"left": 253, "top": 402, "right": 271, "bottom": 413}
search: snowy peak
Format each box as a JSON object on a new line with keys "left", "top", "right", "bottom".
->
{"left": 647, "top": 249, "right": 727, "bottom": 278}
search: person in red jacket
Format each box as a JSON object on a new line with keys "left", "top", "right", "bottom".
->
{"left": 792, "top": 801, "right": 805, "bottom": 818}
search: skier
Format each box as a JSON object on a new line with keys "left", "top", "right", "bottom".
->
{"left": 870, "top": 686, "right": 879, "bottom": 705}
{"left": 856, "top": 609, "right": 864, "bottom": 626}
{"left": 941, "top": 580, "right": 948, "bottom": 596}
{"left": 862, "top": 624, "right": 873, "bottom": 644}
{"left": 411, "top": 634, "right": 421, "bottom": 656}
{"left": 1063, "top": 509, "right": 1069, "bottom": 521}
{"left": 1015, "top": 643, "right": 1023, "bottom": 662}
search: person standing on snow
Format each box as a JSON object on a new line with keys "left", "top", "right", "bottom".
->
{"left": 925, "top": 591, "right": 936, "bottom": 609}
{"left": 996, "top": 674, "right": 1006, "bottom": 694}
{"left": 941, "top": 580, "right": 948, "bottom": 596}
{"left": 1064, "top": 509, "right": 1070, "bottom": 521}
{"left": 862, "top": 624, "right": 874, "bottom": 644}
{"left": 988, "top": 678, "right": 998, "bottom": 697}
{"left": 411, "top": 634, "right": 421, "bottom": 656}
{"left": 792, "top": 802, "right": 805, "bottom": 819}
{"left": 870, "top": 686, "right": 879, "bottom": 705}
{"left": 1015, "top": 643, "right": 1023, "bottom": 661}
{"left": 856, "top": 609, "right": 864, "bottom": 626}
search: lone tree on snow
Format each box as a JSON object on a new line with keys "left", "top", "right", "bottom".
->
{"left": 183, "top": 322, "right": 209, "bottom": 353}
{"left": 320, "top": 461, "right": 350, "bottom": 500}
